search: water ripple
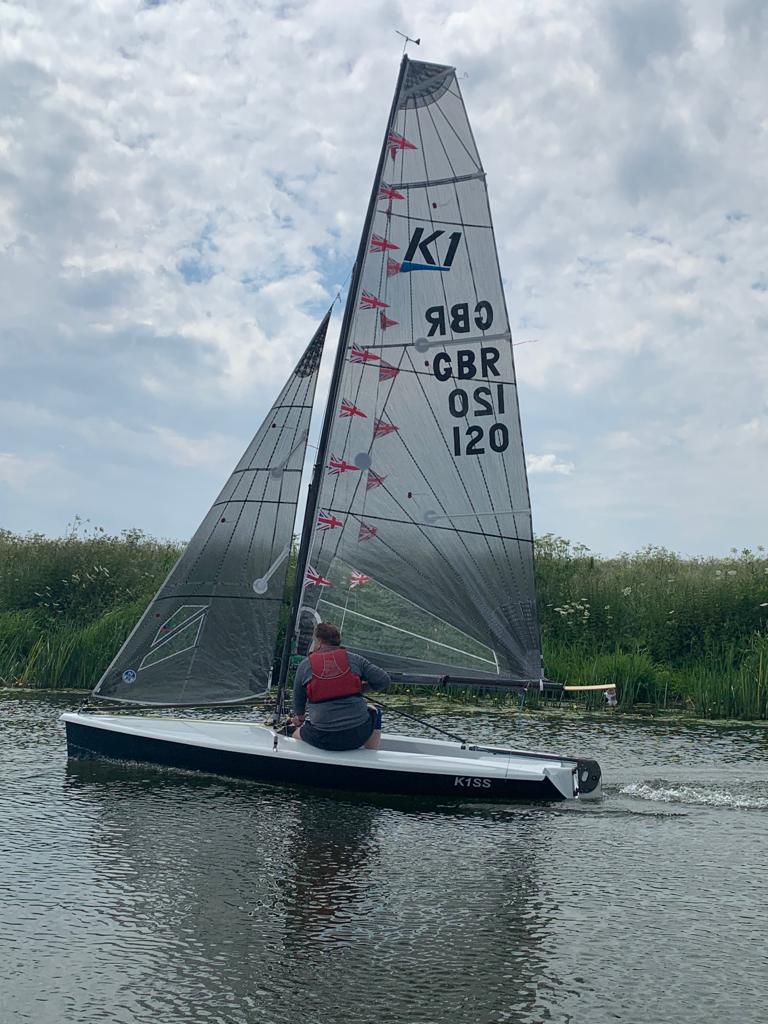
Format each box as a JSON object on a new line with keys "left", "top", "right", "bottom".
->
{"left": 2, "top": 694, "right": 768, "bottom": 1024}
{"left": 621, "top": 779, "right": 768, "bottom": 809}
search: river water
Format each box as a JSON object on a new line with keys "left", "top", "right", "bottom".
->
{"left": 2, "top": 693, "right": 766, "bottom": 1024}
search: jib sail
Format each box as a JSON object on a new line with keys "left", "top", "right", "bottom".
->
{"left": 94, "top": 313, "right": 330, "bottom": 705}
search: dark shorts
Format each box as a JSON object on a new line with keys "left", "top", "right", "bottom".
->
{"left": 300, "top": 707, "right": 381, "bottom": 751}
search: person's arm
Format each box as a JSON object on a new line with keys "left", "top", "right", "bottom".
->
{"left": 357, "top": 656, "right": 390, "bottom": 692}
{"left": 292, "top": 661, "right": 309, "bottom": 722}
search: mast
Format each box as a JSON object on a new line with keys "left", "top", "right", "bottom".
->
{"left": 273, "top": 56, "right": 411, "bottom": 713}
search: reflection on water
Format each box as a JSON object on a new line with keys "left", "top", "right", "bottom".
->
{"left": 3, "top": 694, "right": 768, "bottom": 1024}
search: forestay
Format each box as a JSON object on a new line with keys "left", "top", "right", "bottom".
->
{"left": 94, "top": 314, "right": 329, "bottom": 705}
{"left": 301, "top": 59, "right": 541, "bottom": 684}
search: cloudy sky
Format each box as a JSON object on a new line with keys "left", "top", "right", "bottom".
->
{"left": 1, "top": 0, "right": 766, "bottom": 556}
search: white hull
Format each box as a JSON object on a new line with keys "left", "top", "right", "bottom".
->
{"left": 62, "top": 713, "right": 602, "bottom": 802}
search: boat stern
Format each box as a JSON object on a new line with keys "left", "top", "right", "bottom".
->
{"left": 575, "top": 758, "right": 602, "bottom": 800}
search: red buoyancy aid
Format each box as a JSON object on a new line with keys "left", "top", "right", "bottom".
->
{"left": 306, "top": 647, "right": 363, "bottom": 703}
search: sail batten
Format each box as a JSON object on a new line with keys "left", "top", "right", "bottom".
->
{"left": 299, "top": 57, "right": 542, "bottom": 684}
{"left": 93, "top": 313, "right": 331, "bottom": 706}
{"left": 387, "top": 172, "right": 486, "bottom": 190}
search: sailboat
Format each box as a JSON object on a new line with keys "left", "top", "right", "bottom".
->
{"left": 62, "top": 57, "right": 602, "bottom": 802}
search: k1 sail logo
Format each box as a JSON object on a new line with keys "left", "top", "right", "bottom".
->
{"left": 400, "top": 228, "right": 462, "bottom": 273}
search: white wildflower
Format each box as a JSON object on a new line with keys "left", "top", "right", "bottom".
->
{"left": 622, "top": 586, "right": 632, "bottom": 596}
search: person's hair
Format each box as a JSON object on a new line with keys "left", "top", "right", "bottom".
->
{"left": 314, "top": 622, "right": 341, "bottom": 647}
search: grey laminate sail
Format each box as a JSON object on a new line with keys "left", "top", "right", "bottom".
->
{"left": 301, "top": 60, "right": 541, "bottom": 683}
{"left": 94, "top": 313, "right": 329, "bottom": 705}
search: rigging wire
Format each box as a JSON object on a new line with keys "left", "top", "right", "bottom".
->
{"left": 333, "top": 263, "right": 355, "bottom": 306}
{"left": 365, "top": 695, "right": 469, "bottom": 745}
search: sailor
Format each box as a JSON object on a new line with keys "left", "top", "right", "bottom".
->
{"left": 291, "top": 622, "right": 390, "bottom": 751}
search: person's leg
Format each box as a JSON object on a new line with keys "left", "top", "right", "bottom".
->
{"left": 363, "top": 705, "right": 382, "bottom": 749}
{"left": 363, "top": 728, "right": 381, "bottom": 750}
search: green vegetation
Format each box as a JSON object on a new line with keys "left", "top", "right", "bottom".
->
{"left": 0, "top": 521, "right": 179, "bottom": 690}
{"left": 536, "top": 535, "right": 768, "bottom": 719}
{"left": 1, "top": 525, "right": 767, "bottom": 719}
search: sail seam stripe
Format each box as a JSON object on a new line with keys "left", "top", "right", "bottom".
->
{"left": 423, "top": 97, "right": 521, "bottom": 610}
{"left": 212, "top": 499, "right": 298, "bottom": 507}
{"left": 184, "top": 370, "right": 304, "bottom": 583}
{"left": 387, "top": 211, "right": 492, "bottom": 229}
{"left": 428, "top": 94, "right": 535, "bottom": 646}
{"left": 409, "top": 99, "right": 494, "bottom": 571}
{"left": 362, "top": 332, "right": 512, "bottom": 349}
{"left": 220, "top": 376, "right": 304, "bottom": 586}
{"left": 389, "top": 171, "right": 484, "bottom": 190}
{"left": 323, "top": 508, "right": 533, "bottom": 543}
{"left": 336, "top": 364, "right": 518, "bottom": 382}
{"left": 317, "top": 600, "right": 497, "bottom": 664}
{"left": 431, "top": 91, "right": 481, "bottom": 171}
{"left": 243, "top": 372, "right": 309, "bottom": 472}
{"left": 434, "top": 99, "right": 526, "bottom": 606}
{"left": 256, "top": 341, "right": 322, "bottom": 591}
{"left": 229, "top": 467, "right": 302, "bottom": 475}
{"left": 155, "top": 594, "right": 284, "bottom": 602}
{"left": 413, "top": 95, "right": 525, "bottom": 660}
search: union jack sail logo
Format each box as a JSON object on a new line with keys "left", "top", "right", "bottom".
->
{"left": 304, "top": 565, "right": 333, "bottom": 588}
{"left": 360, "top": 290, "right": 389, "bottom": 311}
{"left": 339, "top": 399, "right": 367, "bottom": 419}
{"left": 379, "top": 182, "right": 405, "bottom": 202}
{"left": 388, "top": 130, "right": 417, "bottom": 160}
{"left": 366, "top": 471, "right": 386, "bottom": 491}
{"left": 386, "top": 258, "right": 401, "bottom": 278}
{"left": 370, "top": 233, "right": 399, "bottom": 253}
{"left": 378, "top": 360, "right": 399, "bottom": 381}
{"left": 316, "top": 510, "right": 344, "bottom": 531}
{"left": 328, "top": 455, "right": 360, "bottom": 475}
{"left": 350, "top": 345, "right": 380, "bottom": 364}
{"left": 349, "top": 569, "right": 371, "bottom": 589}
{"left": 379, "top": 311, "right": 398, "bottom": 331}
{"left": 358, "top": 523, "right": 378, "bottom": 542}
{"left": 373, "top": 417, "right": 399, "bottom": 440}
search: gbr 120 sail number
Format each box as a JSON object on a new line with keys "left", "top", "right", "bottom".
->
{"left": 425, "top": 299, "right": 509, "bottom": 458}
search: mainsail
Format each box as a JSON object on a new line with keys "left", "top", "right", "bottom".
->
{"left": 94, "top": 313, "right": 330, "bottom": 705}
{"left": 300, "top": 59, "right": 541, "bottom": 684}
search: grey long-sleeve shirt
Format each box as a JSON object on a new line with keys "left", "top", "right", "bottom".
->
{"left": 293, "top": 647, "right": 391, "bottom": 732}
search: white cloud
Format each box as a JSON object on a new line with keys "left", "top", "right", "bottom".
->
{"left": 527, "top": 454, "right": 575, "bottom": 476}
{"left": 0, "top": 452, "right": 47, "bottom": 490}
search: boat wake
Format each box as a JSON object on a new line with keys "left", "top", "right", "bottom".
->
{"left": 621, "top": 779, "right": 768, "bottom": 810}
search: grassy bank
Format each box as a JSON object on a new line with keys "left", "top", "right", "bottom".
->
{"left": 1, "top": 526, "right": 767, "bottom": 719}
{"left": 535, "top": 535, "right": 768, "bottom": 718}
